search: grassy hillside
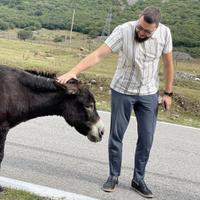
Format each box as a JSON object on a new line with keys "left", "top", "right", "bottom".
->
{"left": 0, "top": 29, "right": 199, "bottom": 127}
{"left": 0, "top": 0, "right": 200, "bottom": 57}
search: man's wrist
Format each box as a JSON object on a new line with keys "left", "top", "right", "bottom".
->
{"left": 164, "top": 91, "right": 173, "bottom": 97}
{"left": 69, "top": 69, "right": 78, "bottom": 77}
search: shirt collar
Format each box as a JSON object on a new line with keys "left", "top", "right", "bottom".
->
{"left": 151, "top": 23, "right": 160, "bottom": 39}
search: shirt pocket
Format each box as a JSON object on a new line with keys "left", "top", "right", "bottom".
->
{"left": 142, "top": 39, "right": 165, "bottom": 61}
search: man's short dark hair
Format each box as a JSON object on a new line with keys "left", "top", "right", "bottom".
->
{"left": 141, "top": 6, "right": 161, "bottom": 26}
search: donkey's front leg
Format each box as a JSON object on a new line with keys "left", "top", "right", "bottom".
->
{"left": 0, "top": 126, "right": 9, "bottom": 166}
{"left": 0, "top": 123, "right": 9, "bottom": 192}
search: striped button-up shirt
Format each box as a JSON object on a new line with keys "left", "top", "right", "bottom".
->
{"left": 105, "top": 20, "right": 173, "bottom": 95}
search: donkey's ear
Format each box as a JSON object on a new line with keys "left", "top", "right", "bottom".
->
{"left": 54, "top": 78, "right": 81, "bottom": 95}
{"left": 65, "top": 78, "right": 81, "bottom": 95}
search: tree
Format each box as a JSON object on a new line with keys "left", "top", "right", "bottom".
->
{"left": 17, "top": 29, "right": 33, "bottom": 41}
{"left": 88, "top": 30, "right": 99, "bottom": 38}
{"left": 0, "top": 20, "right": 9, "bottom": 30}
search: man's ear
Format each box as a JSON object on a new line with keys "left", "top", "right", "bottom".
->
{"left": 54, "top": 78, "right": 81, "bottom": 95}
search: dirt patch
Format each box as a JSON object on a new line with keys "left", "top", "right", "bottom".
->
{"left": 173, "top": 93, "right": 200, "bottom": 117}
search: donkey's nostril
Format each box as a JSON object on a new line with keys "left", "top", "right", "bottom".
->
{"left": 98, "top": 129, "right": 104, "bottom": 138}
{"left": 101, "top": 130, "right": 104, "bottom": 136}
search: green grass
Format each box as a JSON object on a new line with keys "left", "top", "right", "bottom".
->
{"left": 82, "top": 73, "right": 200, "bottom": 128}
{"left": 0, "top": 188, "right": 50, "bottom": 200}
{"left": 175, "top": 60, "right": 200, "bottom": 74}
{"left": 0, "top": 29, "right": 199, "bottom": 128}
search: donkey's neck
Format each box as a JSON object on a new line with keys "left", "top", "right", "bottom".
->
{"left": 27, "top": 90, "right": 65, "bottom": 119}
{"left": 9, "top": 78, "right": 66, "bottom": 128}
{"left": 19, "top": 72, "right": 65, "bottom": 118}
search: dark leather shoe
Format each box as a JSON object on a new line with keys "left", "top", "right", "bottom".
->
{"left": 131, "top": 180, "right": 153, "bottom": 198}
{"left": 102, "top": 176, "right": 118, "bottom": 192}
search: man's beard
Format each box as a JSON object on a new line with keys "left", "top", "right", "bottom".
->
{"left": 134, "top": 31, "right": 150, "bottom": 43}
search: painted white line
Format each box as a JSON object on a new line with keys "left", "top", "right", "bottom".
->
{"left": 98, "top": 110, "right": 200, "bottom": 130}
{"left": 156, "top": 120, "right": 200, "bottom": 130}
{"left": 0, "top": 176, "right": 99, "bottom": 200}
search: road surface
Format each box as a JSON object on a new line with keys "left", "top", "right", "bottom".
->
{"left": 1, "top": 111, "right": 200, "bottom": 200}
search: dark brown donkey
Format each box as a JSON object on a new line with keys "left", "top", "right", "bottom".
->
{"left": 0, "top": 65, "right": 104, "bottom": 188}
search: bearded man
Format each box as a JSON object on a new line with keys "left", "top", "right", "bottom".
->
{"left": 57, "top": 6, "right": 174, "bottom": 198}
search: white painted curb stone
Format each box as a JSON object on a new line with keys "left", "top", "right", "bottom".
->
{"left": 0, "top": 176, "right": 99, "bottom": 200}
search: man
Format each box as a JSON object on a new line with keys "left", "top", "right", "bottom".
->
{"left": 57, "top": 6, "right": 174, "bottom": 198}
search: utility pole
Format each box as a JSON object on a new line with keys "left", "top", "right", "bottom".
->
{"left": 69, "top": 8, "right": 75, "bottom": 44}
{"left": 101, "top": 6, "right": 112, "bottom": 38}
{"left": 8, "top": 0, "right": 12, "bottom": 7}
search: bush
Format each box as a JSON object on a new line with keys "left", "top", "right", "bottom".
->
{"left": 53, "top": 35, "right": 65, "bottom": 42}
{"left": 88, "top": 30, "right": 100, "bottom": 39}
{"left": 9, "top": 23, "right": 15, "bottom": 29}
{"left": 30, "top": 21, "right": 42, "bottom": 30}
{"left": 34, "top": 10, "right": 43, "bottom": 16}
{"left": 17, "top": 29, "right": 33, "bottom": 40}
{"left": 0, "top": 20, "right": 9, "bottom": 30}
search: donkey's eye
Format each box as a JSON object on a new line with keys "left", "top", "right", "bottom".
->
{"left": 85, "top": 104, "right": 94, "bottom": 111}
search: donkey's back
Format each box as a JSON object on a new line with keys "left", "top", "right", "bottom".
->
{"left": 0, "top": 66, "right": 34, "bottom": 124}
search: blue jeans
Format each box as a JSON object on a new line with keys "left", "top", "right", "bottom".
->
{"left": 109, "top": 89, "right": 158, "bottom": 183}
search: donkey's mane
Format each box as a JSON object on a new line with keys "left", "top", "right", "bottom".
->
{"left": 25, "top": 69, "right": 56, "bottom": 79}
{"left": 19, "top": 69, "right": 58, "bottom": 92}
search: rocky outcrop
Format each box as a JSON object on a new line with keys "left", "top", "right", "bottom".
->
{"left": 127, "top": 0, "right": 138, "bottom": 6}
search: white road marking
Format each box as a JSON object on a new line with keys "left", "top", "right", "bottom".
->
{"left": 99, "top": 110, "right": 200, "bottom": 130}
{"left": 0, "top": 176, "right": 99, "bottom": 200}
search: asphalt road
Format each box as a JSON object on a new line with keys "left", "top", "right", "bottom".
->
{"left": 1, "top": 111, "right": 200, "bottom": 200}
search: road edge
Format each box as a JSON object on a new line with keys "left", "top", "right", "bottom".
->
{"left": 0, "top": 176, "right": 99, "bottom": 200}
{"left": 99, "top": 110, "right": 200, "bottom": 130}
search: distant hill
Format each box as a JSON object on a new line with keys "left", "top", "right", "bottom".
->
{"left": 0, "top": 0, "right": 200, "bottom": 57}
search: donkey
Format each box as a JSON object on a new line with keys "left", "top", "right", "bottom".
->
{"left": 0, "top": 65, "right": 105, "bottom": 168}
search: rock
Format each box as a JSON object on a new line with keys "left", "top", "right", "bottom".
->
{"left": 174, "top": 114, "right": 180, "bottom": 118}
{"left": 89, "top": 79, "right": 97, "bottom": 84}
{"left": 176, "top": 71, "right": 200, "bottom": 81}
{"left": 127, "top": 0, "right": 138, "bottom": 6}
{"left": 195, "top": 77, "right": 200, "bottom": 81}
{"left": 99, "top": 87, "right": 103, "bottom": 91}
{"left": 173, "top": 51, "right": 193, "bottom": 60}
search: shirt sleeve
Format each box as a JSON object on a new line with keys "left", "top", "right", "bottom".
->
{"left": 163, "top": 27, "right": 173, "bottom": 54}
{"left": 104, "top": 25, "right": 123, "bottom": 53}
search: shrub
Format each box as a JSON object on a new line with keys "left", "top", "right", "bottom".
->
{"left": 0, "top": 20, "right": 9, "bottom": 30}
{"left": 17, "top": 29, "right": 33, "bottom": 40}
{"left": 88, "top": 30, "right": 99, "bottom": 39}
{"left": 54, "top": 35, "right": 65, "bottom": 42}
